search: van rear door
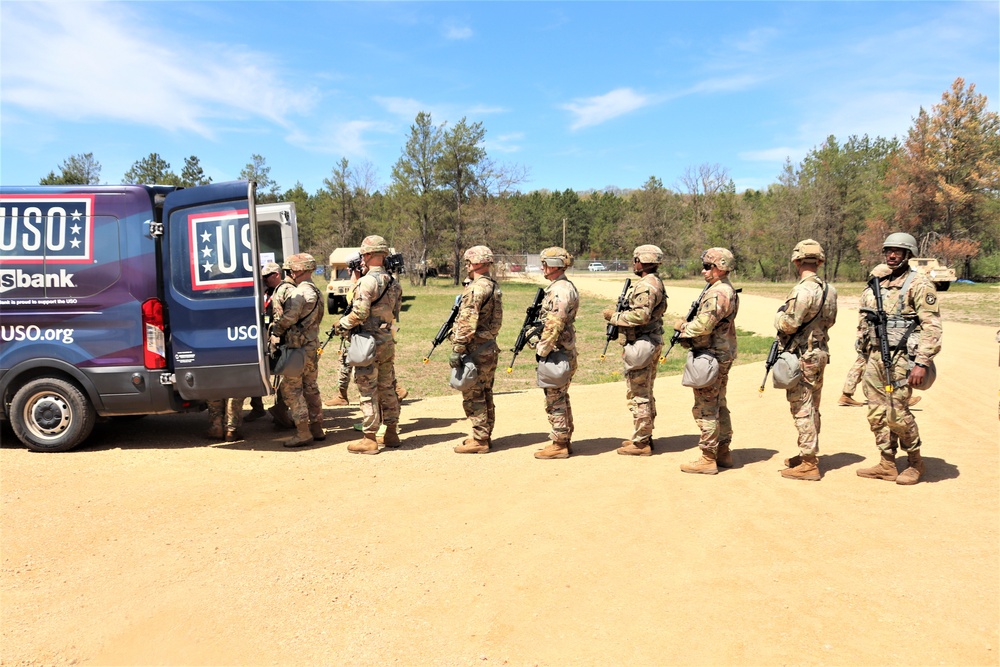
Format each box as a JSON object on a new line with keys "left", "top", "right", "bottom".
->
{"left": 255, "top": 202, "right": 299, "bottom": 266}
{"left": 160, "top": 181, "right": 268, "bottom": 400}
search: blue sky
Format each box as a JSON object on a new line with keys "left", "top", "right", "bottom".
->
{"left": 2, "top": 1, "right": 997, "bottom": 195}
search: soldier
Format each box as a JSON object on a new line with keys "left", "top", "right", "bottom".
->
{"left": 602, "top": 244, "right": 668, "bottom": 456}
{"left": 269, "top": 253, "right": 325, "bottom": 448}
{"left": 335, "top": 236, "right": 403, "bottom": 454}
{"left": 774, "top": 239, "right": 838, "bottom": 481}
{"left": 268, "top": 260, "right": 298, "bottom": 430}
{"left": 451, "top": 246, "right": 503, "bottom": 454}
{"left": 246, "top": 261, "right": 284, "bottom": 422}
{"left": 673, "top": 247, "right": 739, "bottom": 474}
{"left": 855, "top": 232, "right": 941, "bottom": 485}
{"left": 205, "top": 396, "right": 246, "bottom": 442}
{"left": 533, "top": 247, "right": 579, "bottom": 460}
{"left": 324, "top": 254, "right": 362, "bottom": 408}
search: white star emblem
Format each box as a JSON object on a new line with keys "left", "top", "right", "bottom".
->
{"left": 71, "top": 238, "right": 81, "bottom": 248}
{"left": 201, "top": 230, "right": 212, "bottom": 243}
{"left": 202, "top": 261, "right": 214, "bottom": 273}
{"left": 71, "top": 210, "right": 82, "bottom": 220}
{"left": 202, "top": 246, "right": 213, "bottom": 258}
{"left": 70, "top": 224, "right": 81, "bottom": 235}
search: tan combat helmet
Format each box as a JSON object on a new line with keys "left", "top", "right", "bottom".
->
{"left": 540, "top": 246, "right": 573, "bottom": 268}
{"left": 261, "top": 261, "right": 282, "bottom": 276}
{"left": 285, "top": 253, "right": 317, "bottom": 273}
{"left": 791, "top": 239, "right": 825, "bottom": 264}
{"left": 463, "top": 245, "right": 494, "bottom": 265}
{"left": 702, "top": 247, "right": 735, "bottom": 272}
{"left": 882, "top": 232, "right": 918, "bottom": 255}
{"left": 360, "top": 235, "right": 390, "bottom": 255}
{"left": 633, "top": 244, "right": 663, "bottom": 265}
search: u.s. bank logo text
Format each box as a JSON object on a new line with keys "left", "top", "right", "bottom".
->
{"left": 0, "top": 195, "right": 95, "bottom": 264}
{"left": 188, "top": 209, "right": 254, "bottom": 291}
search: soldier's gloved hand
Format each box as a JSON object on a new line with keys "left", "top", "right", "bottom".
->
{"left": 536, "top": 342, "right": 553, "bottom": 358}
{"left": 268, "top": 335, "right": 281, "bottom": 354}
{"left": 602, "top": 306, "right": 615, "bottom": 321}
{"left": 673, "top": 319, "right": 686, "bottom": 334}
{"left": 449, "top": 351, "right": 463, "bottom": 369}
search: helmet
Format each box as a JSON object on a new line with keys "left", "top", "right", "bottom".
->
{"left": 701, "top": 247, "right": 735, "bottom": 272}
{"left": 633, "top": 244, "right": 663, "bottom": 265}
{"left": 285, "top": 253, "right": 317, "bottom": 273}
{"left": 882, "top": 232, "right": 918, "bottom": 255}
{"left": 261, "top": 261, "right": 282, "bottom": 277}
{"left": 463, "top": 245, "right": 494, "bottom": 265}
{"left": 540, "top": 246, "right": 573, "bottom": 268}
{"left": 360, "top": 235, "right": 389, "bottom": 255}
{"left": 791, "top": 239, "right": 825, "bottom": 263}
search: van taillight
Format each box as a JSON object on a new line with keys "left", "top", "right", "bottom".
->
{"left": 141, "top": 298, "right": 167, "bottom": 369}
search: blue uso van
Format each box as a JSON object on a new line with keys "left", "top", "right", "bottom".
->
{"left": 0, "top": 181, "right": 298, "bottom": 451}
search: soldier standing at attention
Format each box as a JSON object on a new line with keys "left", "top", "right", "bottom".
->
{"left": 674, "top": 248, "right": 739, "bottom": 474}
{"left": 270, "top": 253, "right": 325, "bottom": 448}
{"left": 602, "top": 245, "right": 667, "bottom": 457}
{"left": 336, "top": 236, "right": 403, "bottom": 454}
{"left": 451, "top": 246, "right": 503, "bottom": 454}
{"left": 774, "top": 240, "right": 838, "bottom": 481}
{"left": 533, "top": 247, "right": 579, "bottom": 460}
{"left": 855, "top": 232, "right": 941, "bottom": 485}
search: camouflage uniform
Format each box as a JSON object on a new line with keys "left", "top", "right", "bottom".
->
{"left": 609, "top": 273, "right": 667, "bottom": 445}
{"left": 339, "top": 266, "right": 402, "bottom": 437}
{"left": 775, "top": 274, "right": 838, "bottom": 458}
{"left": 842, "top": 353, "right": 867, "bottom": 395}
{"left": 677, "top": 277, "right": 739, "bottom": 454}
{"left": 206, "top": 397, "right": 246, "bottom": 437}
{"left": 857, "top": 265, "right": 942, "bottom": 455}
{"left": 272, "top": 276, "right": 324, "bottom": 431}
{"left": 452, "top": 274, "right": 504, "bottom": 442}
{"left": 537, "top": 274, "right": 579, "bottom": 444}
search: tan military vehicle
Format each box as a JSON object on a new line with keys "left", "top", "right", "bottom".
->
{"left": 326, "top": 247, "right": 362, "bottom": 314}
{"left": 909, "top": 257, "right": 957, "bottom": 291}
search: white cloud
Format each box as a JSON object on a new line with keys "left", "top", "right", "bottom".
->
{"left": 445, "top": 24, "right": 474, "bottom": 40}
{"left": 0, "top": 2, "right": 314, "bottom": 137}
{"left": 486, "top": 132, "right": 524, "bottom": 154}
{"left": 286, "top": 120, "right": 394, "bottom": 157}
{"left": 561, "top": 88, "right": 652, "bottom": 130}
{"left": 739, "top": 147, "right": 804, "bottom": 163}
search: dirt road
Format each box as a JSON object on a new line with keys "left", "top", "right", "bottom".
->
{"left": 2, "top": 275, "right": 997, "bottom": 666}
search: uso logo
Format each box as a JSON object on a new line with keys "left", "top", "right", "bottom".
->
{"left": 0, "top": 195, "right": 95, "bottom": 264}
{"left": 188, "top": 209, "right": 254, "bottom": 291}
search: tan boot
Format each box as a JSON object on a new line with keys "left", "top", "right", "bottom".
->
{"left": 717, "top": 442, "right": 734, "bottom": 468}
{"left": 838, "top": 393, "right": 865, "bottom": 407}
{"left": 907, "top": 396, "right": 922, "bottom": 407}
{"left": 309, "top": 421, "right": 326, "bottom": 441}
{"left": 281, "top": 424, "right": 313, "bottom": 448}
{"left": 783, "top": 454, "right": 802, "bottom": 468}
{"left": 348, "top": 435, "right": 380, "bottom": 455}
{"left": 617, "top": 439, "right": 652, "bottom": 456}
{"left": 323, "top": 390, "right": 350, "bottom": 407}
{"left": 379, "top": 424, "right": 401, "bottom": 448}
{"left": 680, "top": 449, "right": 719, "bottom": 475}
{"left": 454, "top": 438, "right": 489, "bottom": 454}
{"left": 534, "top": 441, "right": 570, "bottom": 459}
{"left": 896, "top": 450, "right": 925, "bottom": 485}
{"left": 857, "top": 451, "right": 898, "bottom": 481}
{"left": 781, "top": 454, "right": 820, "bottom": 481}
{"left": 224, "top": 429, "right": 243, "bottom": 442}
{"left": 395, "top": 385, "right": 409, "bottom": 400}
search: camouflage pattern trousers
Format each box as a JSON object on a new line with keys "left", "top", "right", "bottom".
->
{"left": 624, "top": 344, "right": 663, "bottom": 445}
{"left": 353, "top": 337, "right": 400, "bottom": 436}
{"left": 543, "top": 349, "right": 578, "bottom": 444}
{"left": 462, "top": 345, "right": 499, "bottom": 442}
{"left": 785, "top": 350, "right": 827, "bottom": 457}
{"left": 842, "top": 353, "right": 866, "bottom": 395}
{"left": 336, "top": 347, "right": 351, "bottom": 393}
{"left": 207, "top": 397, "right": 247, "bottom": 432}
{"left": 862, "top": 355, "right": 921, "bottom": 453}
{"left": 279, "top": 347, "right": 323, "bottom": 427}
{"left": 691, "top": 359, "right": 733, "bottom": 453}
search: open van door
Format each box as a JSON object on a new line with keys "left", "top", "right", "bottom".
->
{"left": 256, "top": 202, "right": 299, "bottom": 268}
{"left": 160, "top": 181, "right": 269, "bottom": 400}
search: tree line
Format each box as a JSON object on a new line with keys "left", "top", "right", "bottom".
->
{"left": 38, "top": 78, "right": 1000, "bottom": 283}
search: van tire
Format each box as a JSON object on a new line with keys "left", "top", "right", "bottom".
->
{"left": 10, "top": 378, "right": 96, "bottom": 452}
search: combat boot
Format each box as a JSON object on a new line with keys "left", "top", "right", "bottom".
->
{"left": 783, "top": 454, "right": 802, "bottom": 468}
{"left": 309, "top": 421, "right": 326, "bottom": 441}
{"left": 896, "top": 450, "right": 925, "bottom": 485}
{"left": 379, "top": 424, "right": 401, "bottom": 448}
{"left": 717, "top": 441, "right": 734, "bottom": 468}
{"left": 224, "top": 429, "right": 243, "bottom": 442}
{"left": 395, "top": 385, "right": 409, "bottom": 400}
{"left": 838, "top": 393, "right": 865, "bottom": 407}
{"left": 781, "top": 454, "right": 820, "bottom": 481}
{"left": 534, "top": 441, "right": 570, "bottom": 459}
{"left": 907, "top": 396, "right": 922, "bottom": 407}
{"left": 454, "top": 438, "right": 490, "bottom": 454}
{"left": 324, "top": 389, "right": 350, "bottom": 407}
{"left": 348, "top": 435, "right": 380, "bottom": 455}
{"left": 269, "top": 405, "right": 295, "bottom": 430}
{"left": 617, "top": 440, "right": 652, "bottom": 456}
{"left": 857, "top": 451, "right": 898, "bottom": 481}
{"left": 680, "top": 449, "right": 719, "bottom": 475}
{"left": 281, "top": 424, "right": 313, "bottom": 448}
{"left": 205, "top": 419, "right": 224, "bottom": 440}
{"left": 244, "top": 406, "right": 267, "bottom": 422}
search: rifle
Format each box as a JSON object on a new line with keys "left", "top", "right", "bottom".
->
{"left": 423, "top": 295, "right": 462, "bottom": 363}
{"left": 862, "top": 273, "right": 896, "bottom": 393}
{"left": 758, "top": 339, "right": 780, "bottom": 395}
{"left": 600, "top": 278, "right": 632, "bottom": 360}
{"left": 661, "top": 284, "right": 711, "bottom": 364}
{"left": 507, "top": 287, "right": 545, "bottom": 372}
{"left": 317, "top": 326, "right": 339, "bottom": 357}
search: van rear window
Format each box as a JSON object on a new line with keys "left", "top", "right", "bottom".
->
{"left": 168, "top": 202, "right": 254, "bottom": 300}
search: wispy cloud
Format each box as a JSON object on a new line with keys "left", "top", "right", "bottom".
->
{"left": 739, "top": 147, "right": 803, "bottom": 163}
{"left": 445, "top": 24, "right": 474, "bottom": 40}
{"left": 287, "top": 120, "right": 395, "bottom": 157}
{"left": 0, "top": 2, "right": 314, "bottom": 137}
{"left": 487, "top": 132, "right": 524, "bottom": 154}
{"left": 561, "top": 88, "right": 653, "bottom": 131}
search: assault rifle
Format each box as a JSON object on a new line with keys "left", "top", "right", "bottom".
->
{"left": 661, "top": 284, "right": 710, "bottom": 364}
{"left": 861, "top": 273, "right": 896, "bottom": 393}
{"left": 601, "top": 278, "right": 632, "bottom": 360}
{"left": 424, "top": 295, "right": 462, "bottom": 363}
{"left": 758, "top": 339, "right": 780, "bottom": 395}
{"left": 507, "top": 287, "right": 545, "bottom": 372}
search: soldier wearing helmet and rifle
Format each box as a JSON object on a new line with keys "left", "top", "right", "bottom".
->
{"left": 855, "top": 232, "right": 941, "bottom": 485}
{"left": 602, "top": 244, "right": 668, "bottom": 457}
{"left": 773, "top": 239, "right": 838, "bottom": 481}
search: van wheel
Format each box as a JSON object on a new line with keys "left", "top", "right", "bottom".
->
{"left": 10, "top": 378, "right": 96, "bottom": 452}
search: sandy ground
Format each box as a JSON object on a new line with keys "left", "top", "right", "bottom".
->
{"left": 2, "top": 275, "right": 998, "bottom": 666}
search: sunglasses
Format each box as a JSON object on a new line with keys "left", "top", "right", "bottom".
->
{"left": 702, "top": 263, "right": 714, "bottom": 271}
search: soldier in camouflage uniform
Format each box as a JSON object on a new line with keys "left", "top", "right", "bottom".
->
{"left": 246, "top": 261, "right": 284, "bottom": 423}
{"left": 205, "top": 397, "right": 247, "bottom": 442}
{"left": 267, "top": 261, "right": 298, "bottom": 430}
{"left": 324, "top": 255, "right": 362, "bottom": 408}
{"left": 602, "top": 245, "right": 667, "bottom": 456}
{"left": 855, "top": 232, "right": 942, "bottom": 485}
{"left": 270, "top": 253, "right": 325, "bottom": 448}
{"left": 674, "top": 247, "right": 740, "bottom": 474}
{"left": 533, "top": 247, "right": 579, "bottom": 460}
{"left": 336, "top": 236, "right": 403, "bottom": 454}
{"left": 451, "top": 246, "right": 504, "bottom": 454}
{"left": 774, "top": 240, "right": 838, "bottom": 481}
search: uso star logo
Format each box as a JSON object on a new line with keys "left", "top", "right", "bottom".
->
{"left": 0, "top": 195, "right": 95, "bottom": 264}
{"left": 188, "top": 209, "right": 254, "bottom": 291}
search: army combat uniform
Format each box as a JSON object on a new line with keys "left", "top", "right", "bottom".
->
{"left": 272, "top": 272, "right": 325, "bottom": 442}
{"left": 537, "top": 274, "right": 579, "bottom": 447}
{"left": 452, "top": 273, "right": 503, "bottom": 446}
